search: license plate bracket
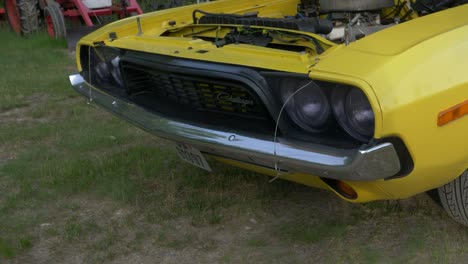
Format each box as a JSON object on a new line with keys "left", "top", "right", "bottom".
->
{"left": 174, "top": 143, "right": 212, "bottom": 172}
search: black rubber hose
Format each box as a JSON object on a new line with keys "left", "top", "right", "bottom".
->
{"left": 295, "top": 17, "right": 333, "bottom": 34}
{"left": 434, "top": 0, "right": 455, "bottom": 8}
{"left": 193, "top": 9, "right": 258, "bottom": 24}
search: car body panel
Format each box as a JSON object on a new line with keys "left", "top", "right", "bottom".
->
{"left": 71, "top": 0, "right": 468, "bottom": 202}
{"left": 350, "top": 4, "right": 468, "bottom": 56}
{"left": 309, "top": 7, "right": 468, "bottom": 199}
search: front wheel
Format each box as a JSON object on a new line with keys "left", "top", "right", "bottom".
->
{"left": 438, "top": 170, "right": 468, "bottom": 226}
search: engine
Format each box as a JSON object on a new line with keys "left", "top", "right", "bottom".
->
{"left": 195, "top": 0, "right": 466, "bottom": 45}
{"left": 300, "top": 0, "right": 468, "bottom": 43}
{"left": 319, "top": 0, "right": 394, "bottom": 12}
{"left": 300, "top": 0, "right": 397, "bottom": 43}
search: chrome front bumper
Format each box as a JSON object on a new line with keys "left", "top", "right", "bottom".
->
{"left": 69, "top": 73, "right": 401, "bottom": 182}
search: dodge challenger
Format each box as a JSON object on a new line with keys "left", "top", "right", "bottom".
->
{"left": 69, "top": 0, "right": 468, "bottom": 225}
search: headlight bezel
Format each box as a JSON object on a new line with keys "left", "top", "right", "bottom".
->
{"left": 279, "top": 78, "right": 332, "bottom": 133}
{"left": 331, "top": 86, "right": 376, "bottom": 142}
{"left": 269, "top": 75, "right": 376, "bottom": 143}
{"left": 79, "top": 45, "right": 126, "bottom": 91}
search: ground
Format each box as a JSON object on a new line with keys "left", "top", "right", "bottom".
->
{"left": 0, "top": 29, "right": 468, "bottom": 264}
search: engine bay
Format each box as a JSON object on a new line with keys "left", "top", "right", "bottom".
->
{"left": 163, "top": 0, "right": 468, "bottom": 54}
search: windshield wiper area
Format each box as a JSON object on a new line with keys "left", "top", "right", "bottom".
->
{"left": 214, "top": 27, "right": 325, "bottom": 54}
{"left": 193, "top": 9, "right": 333, "bottom": 35}
{"left": 214, "top": 27, "right": 272, "bottom": 48}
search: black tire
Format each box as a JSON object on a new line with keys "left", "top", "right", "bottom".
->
{"left": 438, "top": 170, "right": 468, "bottom": 226}
{"left": 17, "top": 0, "right": 40, "bottom": 35}
{"left": 43, "top": 2, "right": 66, "bottom": 38}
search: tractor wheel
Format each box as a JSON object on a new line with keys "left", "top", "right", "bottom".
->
{"left": 5, "top": 0, "right": 39, "bottom": 35}
{"left": 4, "top": 0, "right": 21, "bottom": 33}
{"left": 44, "top": 2, "right": 66, "bottom": 38}
{"left": 38, "top": 0, "right": 46, "bottom": 10}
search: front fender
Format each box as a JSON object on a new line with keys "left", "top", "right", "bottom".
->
{"left": 311, "top": 5, "right": 468, "bottom": 197}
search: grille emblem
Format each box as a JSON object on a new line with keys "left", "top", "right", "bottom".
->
{"left": 216, "top": 92, "right": 254, "bottom": 106}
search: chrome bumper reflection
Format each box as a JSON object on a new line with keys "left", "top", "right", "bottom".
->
{"left": 69, "top": 74, "right": 401, "bottom": 181}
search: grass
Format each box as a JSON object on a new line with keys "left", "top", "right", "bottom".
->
{"left": 0, "top": 31, "right": 71, "bottom": 111}
{"left": 0, "top": 29, "right": 290, "bottom": 261}
{"left": 1, "top": 28, "right": 468, "bottom": 263}
{"left": 276, "top": 219, "right": 348, "bottom": 244}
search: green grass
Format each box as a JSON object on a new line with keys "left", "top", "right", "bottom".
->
{"left": 0, "top": 31, "right": 71, "bottom": 111}
{"left": 0, "top": 29, "right": 291, "bottom": 260}
{"left": 245, "top": 237, "right": 268, "bottom": 248}
{"left": 0, "top": 238, "right": 15, "bottom": 258}
{"left": 274, "top": 211, "right": 349, "bottom": 244}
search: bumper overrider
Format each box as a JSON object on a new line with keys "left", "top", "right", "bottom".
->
{"left": 69, "top": 73, "right": 401, "bottom": 182}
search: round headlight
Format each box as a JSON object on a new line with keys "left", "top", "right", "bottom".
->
{"left": 345, "top": 89, "right": 374, "bottom": 138}
{"left": 110, "top": 56, "right": 124, "bottom": 88}
{"left": 93, "top": 56, "right": 124, "bottom": 88}
{"left": 89, "top": 47, "right": 125, "bottom": 89}
{"left": 281, "top": 80, "right": 330, "bottom": 132}
{"left": 94, "top": 62, "right": 111, "bottom": 83}
{"left": 332, "top": 87, "right": 375, "bottom": 142}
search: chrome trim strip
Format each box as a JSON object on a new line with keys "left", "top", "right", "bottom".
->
{"left": 69, "top": 74, "right": 401, "bottom": 181}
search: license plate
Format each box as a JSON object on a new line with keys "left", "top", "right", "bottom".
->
{"left": 175, "top": 143, "right": 212, "bottom": 172}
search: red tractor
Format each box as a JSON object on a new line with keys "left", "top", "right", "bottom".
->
{"left": 0, "top": 7, "right": 5, "bottom": 27}
{"left": 2, "top": 0, "right": 143, "bottom": 38}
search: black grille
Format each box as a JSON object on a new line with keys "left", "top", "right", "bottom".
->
{"left": 121, "top": 63, "right": 269, "bottom": 119}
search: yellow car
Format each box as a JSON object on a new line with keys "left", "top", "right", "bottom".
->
{"left": 69, "top": 0, "right": 468, "bottom": 225}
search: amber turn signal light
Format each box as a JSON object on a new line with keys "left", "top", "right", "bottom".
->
{"left": 438, "top": 100, "right": 468, "bottom": 127}
{"left": 322, "top": 178, "right": 358, "bottom": 199}
{"left": 336, "top": 181, "right": 358, "bottom": 199}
